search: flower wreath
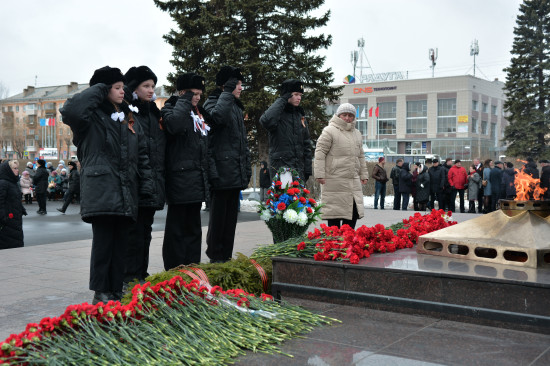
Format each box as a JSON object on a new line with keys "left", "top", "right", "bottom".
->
{"left": 258, "top": 167, "right": 321, "bottom": 227}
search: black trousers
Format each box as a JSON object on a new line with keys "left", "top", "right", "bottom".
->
{"left": 393, "top": 185, "right": 400, "bottom": 210}
{"left": 206, "top": 189, "right": 240, "bottom": 261}
{"left": 327, "top": 201, "right": 359, "bottom": 229}
{"left": 125, "top": 207, "right": 156, "bottom": 281}
{"left": 429, "top": 190, "right": 443, "bottom": 210}
{"left": 477, "top": 187, "right": 484, "bottom": 213}
{"left": 90, "top": 216, "right": 132, "bottom": 293}
{"left": 163, "top": 202, "right": 202, "bottom": 270}
{"left": 36, "top": 192, "right": 47, "bottom": 212}
{"left": 60, "top": 188, "right": 79, "bottom": 212}
{"left": 450, "top": 188, "right": 465, "bottom": 212}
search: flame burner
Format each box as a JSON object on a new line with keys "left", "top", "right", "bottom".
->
{"left": 417, "top": 200, "right": 550, "bottom": 268}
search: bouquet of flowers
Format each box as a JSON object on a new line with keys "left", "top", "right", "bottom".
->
{"left": 258, "top": 167, "right": 322, "bottom": 243}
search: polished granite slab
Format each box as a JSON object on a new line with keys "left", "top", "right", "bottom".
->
{"left": 271, "top": 249, "right": 550, "bottom": 333}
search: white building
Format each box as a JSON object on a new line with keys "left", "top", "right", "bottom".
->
{"left": 329, "top": 75, "right": 508, "bottom": 161}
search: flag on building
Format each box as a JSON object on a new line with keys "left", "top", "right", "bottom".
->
{"left": 39, "top": 118, "right": 56, "bottom": 126}
{"left": 368, "top": 107, "right": 373, "bottom": 117}
{"left": 375, "top": 107, "right": 379, "bottom": 117}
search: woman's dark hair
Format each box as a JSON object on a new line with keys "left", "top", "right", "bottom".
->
{"left": 483, "top": 159, "right": 492, "bottom": 168}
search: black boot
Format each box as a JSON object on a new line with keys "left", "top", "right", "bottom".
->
{"left": 92, "top": 291, "right": 112, "bottom": 305}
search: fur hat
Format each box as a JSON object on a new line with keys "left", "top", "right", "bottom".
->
{"left": 68, "top": 161, "right": 77, "bottom": 169}
{"left": 176, "top": 73, "right": 206, "bottom": 91}
{"left": 280, "top": 79, "right": 304, "bottom": 95}
{"left": 215, "top": 66, "right": 243, "bottom": 86}
{"left": 124, "top": 66, "right": 157, "bottom": 91}
{"left": 89, "top": 66, "right": 125, "bottom": 87}
{"left": 37, "top": 159, "right": 46, "bottom": 167}
{"left": 336, "top": 103, "right": 356, "bottom": 117}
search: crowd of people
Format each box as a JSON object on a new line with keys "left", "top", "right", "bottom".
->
{"left": 380, "top": 156, "right": 550, "bottom": 213}
{"left": 2, "top": 64, "right": 550, "bottom": 305}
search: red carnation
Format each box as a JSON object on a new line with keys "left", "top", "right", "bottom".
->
{"left": 297, "top": 242, "right": 306, "bottom": 251}
{"left": 275, "top": 181, "right": 282, "bottom": 186}
{"left": 303, "top": 188, "right": 310, "bottom": 194}
{"left": 308, "top": 198, "right": 317, "bottom": 205}
{"left": 8, "top": 213, "right": 14, "bottom": 219}
{"left": 299, "top": 197, "right": 306, "bottom": 204}
{"left": 266, "top": 199, "right": 272, "bottom": 205}
{"left": 306, "top": 207, "right": 313, "bottom": 213}
{"left": 293, "top": 180, "right": 299, "bottom": 186}
{"left": 277, "top": 202, "right": 286, "bottom": 211}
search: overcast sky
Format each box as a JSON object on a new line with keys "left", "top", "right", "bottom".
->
{"left": 0, "top": 0, "right": 522, "bottom": 97}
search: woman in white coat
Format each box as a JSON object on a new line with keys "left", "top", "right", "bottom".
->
{"left": 314, "top": 103, "right": 368, "bottom": 229}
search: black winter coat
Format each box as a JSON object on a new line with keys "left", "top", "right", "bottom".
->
{"left": 442, "top": 163, "right": 452, "bottom": 191}
{"left": 390, "top": 165, "right": 401, "bottom": 186}
{"left": 67, "top": 167, "right": 80, "bottom": 194}
{"left": 428, "top": 164, "right": 445, "bottom": 192}
{"left": 0, "top": 161, "right": 25, "bottom": 249}
{"left": 503, "top": 168, "right": 517, "bottom": 198}
{"left": 60, "top": 83, "right": 153, "bottom": 223}
{"left": 523, "top": 162, "right": 539, "bottom": 179}
{"left": 162, "top": 96, "right": 209, "bottom": 205}
{"left": 541, "top": 166, "right": 550, "bottom": 199}
{"left": 260, "top": 97, "right": 312, "bottom": 179}
{"left": 131, "top": 96, "right": 166, "bottom": 209}
{"left": 32, "top": 166, "right": 49, "bottom": 194}
{"left": 490, "top": 166, "right": 503, "bottom": 197}
{"left": 398, "top": 163, "right": 413, "bottom": 194}
{"left": 416, "top": 170, "right": 431, "bottom": 203}
{"left": 203, "top": 89, "right": 251, "bottom": 191}
{"left": 259, "top": 161, "right": 271, "bottom": 188}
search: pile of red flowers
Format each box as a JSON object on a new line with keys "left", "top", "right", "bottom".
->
{"left": 0, "top": 277, "right": 272, "bottom": 363}
{"left": 301, "top": 209, "right": 456, "bottom": 264}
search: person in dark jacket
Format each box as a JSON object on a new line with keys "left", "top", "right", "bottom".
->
{"left": 372, "top": 157, "right": 388, "bottom": 209}
{"left": 398, "top": 162, "right": 417, "bottom": 211}
{"left": 260, "top": 79, "right": 312, "bottom": 181}
{"left": 539, "top": 160, "right": 550, "bottom": 200}
{"left": 415, "top": 163, "right": 430, "bottom": 211}
{"left": 203, "top": 66, "right": 251, "bottom": 263}
{"left": 523, "top": 157, "right": 539, "bottom": 179}
{"left": 503, "top": 162, "right": 517, "bottom": 199}
{"left": 490, "top": 161, "right": 504, "bottom": 210}
{"left": 161, "top": 72, "right": 210, "bottom": 270}
{"left": 441, "top": 158, "right": 453, "bottom": 211}
{"left": 57, "top": 161, "right": 80, "bottom": 213}
{"left": 428, "top": 159, "right": 445, "bottom": 210}
{"left": 259, "top": 161, "right": 271, "bottom": 203}
{"left": 32, "top": 159, "right": 49, "bottom": 214}
{"left": 0, "top": 160, "right": 27, "bottom": 249}
{"left": 119, "top": 66, "right": 167, "bottom": 284}
{"left": 60, "top": 66, "right": 153, "bottom": 305}
{"left": 390, "top": 159, "right": 403, "bottom": 210}
{"left": 24, "top": 162, "right": 35, "bottom": 179}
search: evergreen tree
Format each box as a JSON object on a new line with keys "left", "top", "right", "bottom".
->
{"left": 503, "top": 0, "right": 550, "bottom": 160}
{"left": 154, "top": 0, "right": 341, "bottom": 162}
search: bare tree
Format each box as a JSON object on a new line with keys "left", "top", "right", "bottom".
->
{"left": 11, "top": 137, "right": 26, "bottom": 159}
{"left": 0, "top": 81, "right": 9, "bottom": 99}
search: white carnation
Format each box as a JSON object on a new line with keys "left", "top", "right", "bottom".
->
{"left": 260, "top": 210, "right": 272, "bottom": 221}
{"left": 296, "top": 211, "right": 308, "bottom": 226}
{"left": 283, "top": 209, "right": 298, "bottom": 224}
